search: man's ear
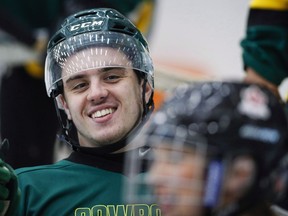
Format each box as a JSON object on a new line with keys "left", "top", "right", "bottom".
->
{"left": 144, "top": 81, "right": 153, "bottom": 104}
{"left": 59, "top": 95, "right": 72, "bottom": 120}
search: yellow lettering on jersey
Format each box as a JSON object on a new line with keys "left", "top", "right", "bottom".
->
{"left": 74, "top": 204, "right": 161, "bottom": 216}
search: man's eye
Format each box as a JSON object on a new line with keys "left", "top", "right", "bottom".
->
{"left": 105, "top": 75, "right": 120, "bottom": 81}
{"left": 73, "top": 82, "right": 87, "bottom": 90}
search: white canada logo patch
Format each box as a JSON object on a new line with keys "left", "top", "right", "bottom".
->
{"left": 237, "top": 85, "right": 270, "bottom": 120}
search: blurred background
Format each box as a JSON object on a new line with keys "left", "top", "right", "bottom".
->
{"left": 0, "top": 0, "right": 287, "bottom": 167}
{"left": 149, "top": 0, "right": 287, "bottom": 99}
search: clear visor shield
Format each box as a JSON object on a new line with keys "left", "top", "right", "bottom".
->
{"left": 124, "top": 124, "right": 260, "bottom": 215}
{"left": 45, "top": 31, "right": 154, "bottom": 97}
{"left": 124, "top": 125, "right": 217, "bottom": 215}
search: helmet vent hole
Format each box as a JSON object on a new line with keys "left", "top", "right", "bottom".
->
{"left": 75, "top": 12, "right": 92, "bottom": 19}
{"left": 51, "top": 33, "right": 65, "bottom": 46}
{"left": 127, "top": 28, "right": 137, "bottom": 34}
{"left": 111, "top": 23, "right": 136, "bottom": 36}
{"left": 74, "top": 11, "right": 102, "bottom": 19}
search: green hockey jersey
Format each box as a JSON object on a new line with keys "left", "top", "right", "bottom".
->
{"left": 15, "top": 150, "right": 161, "bottom": 216}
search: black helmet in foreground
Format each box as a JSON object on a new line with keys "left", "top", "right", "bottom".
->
{"left": 125, "top": 81, "right": 288, "bottom": 216}
{"left": 149, "top": 82, "right": 287, "bottom": 168}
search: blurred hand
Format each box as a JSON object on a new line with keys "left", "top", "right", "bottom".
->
{"left": 0, "top": 140, "right": 20, "bottom": 216}
{"left": 244, "top": 67, "right": 282, "bottom": 100}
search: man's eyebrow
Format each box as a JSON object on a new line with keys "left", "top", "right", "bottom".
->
{"left": 65, "top": 74, "right": 85, "bottom": 84}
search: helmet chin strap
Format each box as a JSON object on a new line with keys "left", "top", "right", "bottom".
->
{"left": 52, "top": 78, "right": 154, "bottom": 155}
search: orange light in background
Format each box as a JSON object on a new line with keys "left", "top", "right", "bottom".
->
{"left": 153, "top": 89, "right": 167, "bottom": 111}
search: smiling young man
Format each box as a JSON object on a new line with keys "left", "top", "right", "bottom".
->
{"left": 12, "top": 8, "right": 159, "bottom": 215}
{"left": 60, "top": 47, "right": 149, "bottom": 148}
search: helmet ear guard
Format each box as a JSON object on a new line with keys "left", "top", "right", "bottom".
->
{"left": 267, "top": 130, "right": 288, "bottom": 211}
{"left": 50, "top": 80, "right": 63, "bottom": 99}
{"left": 269, "top": 153, "right": 288, "bottom": 201}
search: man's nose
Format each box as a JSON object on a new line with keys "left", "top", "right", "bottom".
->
{"left": 87, "top": 80, "right": 108, "bottom": 102}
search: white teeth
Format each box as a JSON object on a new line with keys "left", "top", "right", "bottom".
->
{"left": 92, "top": 108, "right": 113, "bottom": 118}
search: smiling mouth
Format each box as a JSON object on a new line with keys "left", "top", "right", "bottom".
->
{"left": 91, "top": 108, "right": 115, "bottom": 118}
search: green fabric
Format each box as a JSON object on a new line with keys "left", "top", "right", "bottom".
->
{"left": 15, "top": 160, "right": 160, "bottom": 216}
{"left": 241, "top": 26, "right": 288, "bottom": 85}
{"left": 0, "top": 159, "right": 20, "bottom": 216}
{"left": 0, "top": 160, "right": 11, "bottom": 214}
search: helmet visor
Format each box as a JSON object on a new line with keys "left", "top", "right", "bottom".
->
{"left": 45, "top": 31, "right": 154, "bottom": 97}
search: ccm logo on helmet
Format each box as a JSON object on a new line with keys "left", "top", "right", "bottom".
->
{"left": 69, "top": 20, "right": 104, "bottom": 31}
